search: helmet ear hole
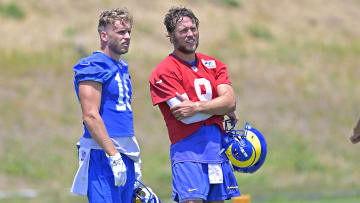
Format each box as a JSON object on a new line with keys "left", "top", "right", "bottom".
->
{"left": 133, "top": 180, "right": 161, "bottom": 203}
{"left": 137, "top": 190, "right": 146, "bottom": 198}
{"left": 223, "top": 119, "right": 267, "bottom": 173}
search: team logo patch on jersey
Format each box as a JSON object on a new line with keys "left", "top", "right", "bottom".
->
{"left": 191, "top": 66, "right": 198, "bottom": 72}
{"left": 201, "top": 59, "right": 216, "bottom": 69}
{"left": 80, "top": 150, "right": 86, "bottom": 161}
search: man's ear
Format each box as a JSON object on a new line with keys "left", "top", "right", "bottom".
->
{"left": 100, "top": 31, "right": 108, "bottom": 42}
{"left": 168, "top": 32, "right": 173, "bottom": 44}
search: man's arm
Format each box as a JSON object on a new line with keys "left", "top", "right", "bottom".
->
{"left": 226, "top": 111, "right": 239, "bottom": 125}
{"left": 78, "top": 81, "right": 118, "bottom": 156}
{"left": 350, "top": 117, "right": 360, "bottom": 144}
{"left": 170, "top": 84, "right": 236, "bottom": 121}
{"left": 79, "top": 81, "right": 127, "bottom": 186}
{"left": 167, "top": 93, "right": 212, "bottom": 124}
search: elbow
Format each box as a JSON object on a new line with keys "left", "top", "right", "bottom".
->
{"left": 229, "top": 102, "right": 236, "bottom": 112}
{"left": 224, "top": 90, "right": 236, "bottom": 113}
{"left": 82, "top": 111, "right": 99, "bottom": 125}
{"left": 228, "top": 99, "right": 236, "bottom": 113}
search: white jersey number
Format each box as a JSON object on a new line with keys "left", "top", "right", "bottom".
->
{"left": 194, "top": 78, "right": 212, "bottom": 101}
{"left": 115, "top": 72, "right": 132, "bottom": 111}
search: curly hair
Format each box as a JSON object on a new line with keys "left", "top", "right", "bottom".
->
{"left": 98, "top": 8, "right": 133, "bottom": 33}
{"left": 164, "top": 6, "right": 199, "bottom": 34}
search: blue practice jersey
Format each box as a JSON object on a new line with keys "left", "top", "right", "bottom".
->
{"left": 73, "top": 52, "right": 134, "bottom": 138}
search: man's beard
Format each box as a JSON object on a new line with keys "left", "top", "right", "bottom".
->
{"left": 111, "top": 45, "right": 128, "bottom": 55}
{"left": 173, "top": 36, "right": 199, "bottom": 54}
{"left": 109, "top": 39, "right": 129, "bottom": 55}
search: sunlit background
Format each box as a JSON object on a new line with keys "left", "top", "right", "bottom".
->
{"left": 1, "top": 0, "right": 360, "bottom": 202}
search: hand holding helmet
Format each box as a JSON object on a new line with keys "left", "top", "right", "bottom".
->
{"left": 223, "top": 119, "right": 267, "bottom": 173}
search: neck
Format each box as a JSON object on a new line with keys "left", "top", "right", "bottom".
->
{"left": 173, "top": 49, "right": 195, "bottom": 63}
{"left": 100, "top": 47, "right": 120, "bottom": 61}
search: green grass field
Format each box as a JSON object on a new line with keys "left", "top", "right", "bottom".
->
{"left": 1, "top": 0, "right": 360, "bottom": 202}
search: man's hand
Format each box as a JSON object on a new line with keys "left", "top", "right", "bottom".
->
{"left": 350, "top": 118, "right": 360, "bottom": 144}
{"left": 170, "top": 93, "right": 198, "bottom": 120}
{"left": 108, "top": 153, "right": 127, "bottom": 186}
{"left": 226, "top": 111, "right": 239, "bottom": 125}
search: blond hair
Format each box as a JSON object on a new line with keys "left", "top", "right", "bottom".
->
{"left": 98, "top": 8, "right": 133, "bottom": 33}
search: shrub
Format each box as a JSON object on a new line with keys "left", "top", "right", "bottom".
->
{"left": 0, "top": 2, "right": 26, "bottom": 20}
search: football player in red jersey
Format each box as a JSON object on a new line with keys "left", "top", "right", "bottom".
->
{"left": 149, "top": 6, "right": 240, "bottom": 203}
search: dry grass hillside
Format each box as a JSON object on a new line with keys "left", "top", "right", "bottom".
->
{"left": 1, "top": 0, "right": 360, "bottom": 202}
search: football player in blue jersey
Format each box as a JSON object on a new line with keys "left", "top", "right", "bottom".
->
{"left": 70, "top": 8, "right": 142, "bottom": 203}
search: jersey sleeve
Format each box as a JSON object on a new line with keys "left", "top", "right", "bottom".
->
{"left": 149, "top": 64, "right": 185, "bottom": 106}
{"left": 73, "top": 61, "right": 113, "bottom": 85}
{"left": 214, "top": 59, "right": 231, "bottom": 86}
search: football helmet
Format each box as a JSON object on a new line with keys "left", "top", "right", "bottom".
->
{"left": 133, "top": 180, "right": 161, "bottom": 203}
{"left": 223, "top": 119, "right": 267, "bottom": 173}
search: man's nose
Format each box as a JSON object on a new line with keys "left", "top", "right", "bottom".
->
{"left": 124, "top": 31, "right": 131, "bottom": 39}
{"left": 186, "top": 29, "right": 194, "bottom": 36}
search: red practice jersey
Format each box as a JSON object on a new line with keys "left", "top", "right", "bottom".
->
{"left": 149, "top": 53, "right": 232, "bottom": 145}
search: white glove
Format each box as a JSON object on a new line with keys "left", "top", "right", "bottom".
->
{"left": 108, "top": 153, "right": 127, "bottom": 186}
{"left": 134, "top": 161, "right": 142, "bottom": 188}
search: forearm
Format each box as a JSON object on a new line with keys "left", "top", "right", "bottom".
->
{"left": 196, "top": 95, "right": 235, "bottom": 115}
{"left": 83, "top": 113, "right": 118, "bottom": 156}
{"left": 354, "top": 117, "right": 360, "bottom": 130}
{"left": 350, "top": 117, "right": 360, "bottom": 144}
{"left": 167, "top": 94, "right": 212, "bottom": 124}
{"left": 196, "top": 85, "right": 236, "bottom": 115}
{"left": 169, "top": 84, "right": 236, "bottom": 121}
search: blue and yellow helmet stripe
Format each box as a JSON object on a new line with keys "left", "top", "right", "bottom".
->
{"left": 223, "top": 120, "right": 267, "bottom": 173}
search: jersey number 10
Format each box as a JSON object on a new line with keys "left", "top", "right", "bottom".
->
{"left": 115, "top": 72, "right": 132, "bottom": 111}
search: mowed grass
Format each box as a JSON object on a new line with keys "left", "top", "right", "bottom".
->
{"left": 1, "top": 0, "right": 360, "bottom": 202}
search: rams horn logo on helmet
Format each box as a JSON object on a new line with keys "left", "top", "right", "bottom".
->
{"left": 133, "top": 180, "right": 161, "bottom": 203}
{"left": 223, "top": 119, "right": 267, "bottom": 173}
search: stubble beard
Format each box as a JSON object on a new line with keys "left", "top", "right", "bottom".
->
{"left": 109, "top": 38, "right": 129, "bottom": 55}
{"left": 111, "top": 44, "right": 129, "bottom": 55}
{"left": 174, "top": 36, "right": 199, "bottom": 54}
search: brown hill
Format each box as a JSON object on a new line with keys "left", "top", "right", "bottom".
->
{"left": 1, "top": 0, "right": 360, "bottom": 202}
